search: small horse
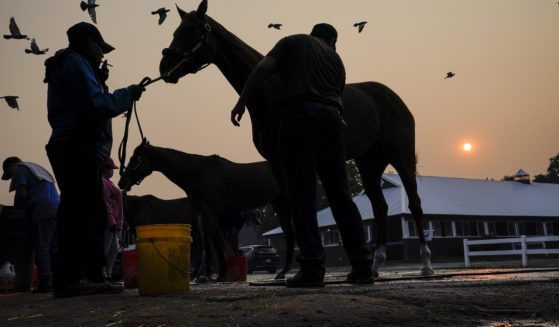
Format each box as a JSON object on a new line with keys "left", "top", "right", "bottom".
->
{"left": 159, "top": 0, "right": 434, "bottom": 276}
{"left": 118, "top": 139, "right": 294, "bottom": 279}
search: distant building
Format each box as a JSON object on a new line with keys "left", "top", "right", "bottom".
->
{"left": 263, "top": 173, "right": 559, "bottom": 266}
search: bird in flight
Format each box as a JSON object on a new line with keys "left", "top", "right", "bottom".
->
{"left": 444, "top": 72, "right": 455, "bottom": 79}
{"left": 25, "top": 38, "right": 48, "bottom": 55}
{"left": 0, "top": 96, "right": 20, "bottom": 110}
{"left": 151, "top": 8, "right": 171, "bottom": 25}
{"left": 3, "top": 17, "right": 29, "bottom": 40}
{"left": 353, "top": 21, "right": 367, "bottom": 33}
{"left": 268, "top": 23, "right": 282, "bottom": 30}
{"left": 80, "top": 0, "right": 99, "bottom": 24}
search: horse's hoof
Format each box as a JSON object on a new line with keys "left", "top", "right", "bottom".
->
{"left": 275, "top": 273, "right": 286, "bottom": 280}
{"left": 421, "top": 267, "right": 435, "bottom": 276}
{"left": 372, "top": 270, "right": 379, "bottom": 278}
{"left": 196, "top": 275, "right": 210, "bottom": 284}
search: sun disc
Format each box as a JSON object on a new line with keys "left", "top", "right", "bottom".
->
{"left": 463, "top": 143, "right": 472, "bottom": 151}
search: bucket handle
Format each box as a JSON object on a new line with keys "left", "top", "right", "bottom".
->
{"left": 148, "top": 239, "right": 189, "bottom": 277}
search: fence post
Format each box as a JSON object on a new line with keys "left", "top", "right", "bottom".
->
{"left": 463, "top": 238, "right": 470, "bottom": 267}
{"left": 521, "top": 235, "right": 527, "bottom": 267}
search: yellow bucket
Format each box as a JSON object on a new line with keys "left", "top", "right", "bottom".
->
{"left": 135, "top": 224, "right": 192, "bottom": 295}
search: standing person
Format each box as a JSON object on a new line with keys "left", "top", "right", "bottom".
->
{"left": 2, "top": 156, "right": 59, "bottom": 293}
{"left": 101, "top": 158, "right": 123, "bottom": 286}
{"left": 231, "top": 24, "right": 373, "bottom": 287}
{"left": 43, "top": 22, "right": 145, "bottom": 298}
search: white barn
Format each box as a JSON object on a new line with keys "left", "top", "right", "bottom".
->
{"left": 263, "top": 173, "right": 559, "bottom": 265}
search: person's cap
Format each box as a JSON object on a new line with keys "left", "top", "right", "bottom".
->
{"left": 310, "top": 23, "right": 338, "bottom": 40}
{"left": 104, "top": 158, "right": 118, "bottom": 170}
{"left": 67, "top": 22, "right": 115, "bottom": 54}
{"left": 2, "top": 156, "right": 22, "bottom": 180}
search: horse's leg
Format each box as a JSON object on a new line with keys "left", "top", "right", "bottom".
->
{"left": 355, "top": 148, "right": 389, "bottom": 278}
{"left": 272, "top": 195, "right": 294, "bottom": 280}
{"left": 195, "top": 214, "right": 211, "bottom": 283}
{"left": 211, "top": 229, "right": 227, "bottom": 282}
{"left": 392, "top": 162, "right": 434, "bottom": 276}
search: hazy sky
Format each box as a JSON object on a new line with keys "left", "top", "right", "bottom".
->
{"left": 1, "top": 0, "right": 558, "bottom": 205}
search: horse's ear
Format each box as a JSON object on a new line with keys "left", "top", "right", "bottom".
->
{"left": 196, "top": 0, "right": 208, "bottom": 17}
{"left": 141, "top": 137, "right": 147, "bottom": 146}
{"left": 176, "top": 4, "right": 187, "bottom": 20}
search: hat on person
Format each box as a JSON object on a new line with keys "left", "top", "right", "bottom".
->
{"left": 104, "top": 158, "right": 118, "bottom": 170}
{"left": 2, "top": 156, "right": 22, "bottom": 180}
{"left": 67, "top": 22, "right": 115, "bottom": 54}
{"left": 310, "top": 23, "right": 338, "bottom": 40}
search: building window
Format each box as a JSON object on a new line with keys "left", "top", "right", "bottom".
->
{"left": 322, "top": 228, "right": 341, "bottom": 246}
{"left": 544, "top": 222, "right": 554, "bottom": 235}
{"left": 408, "top": 220, "right": 417, "bottom": 237}
{"left": 518, "top": 221, "right": 545, "bottom": 236}
{"left": 431, "top": 220, "right": 453, "bottom": 237}
{"left": 455, "top": 221, "right": 482, "bottom": 237}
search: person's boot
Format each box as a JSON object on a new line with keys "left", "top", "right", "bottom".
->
{"left": 346, "top": 267, "right": 375, "bottom": 284}
{"left": 53, "top": 279, "right": 106, "bottom": 298}
{"left": 285, "top": 267, "right": 325, "bottom": 288}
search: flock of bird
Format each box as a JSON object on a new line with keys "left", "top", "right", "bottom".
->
{"left": 80, "top": 0, "right": 171, "bottom": 26}
{"left": 2, "top": 2, "right": 459, "bottom": 111}
{"left": 0, "top": 2, "right": 176, "bottom": 111}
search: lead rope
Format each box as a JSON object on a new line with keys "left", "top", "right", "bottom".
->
{"left": 118, "top": 56, "right": 188, "bottom": 178}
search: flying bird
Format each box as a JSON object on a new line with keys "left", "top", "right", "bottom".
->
{"left": 80, "top": 0, "right": 99, "bottom": 24}
{"left": 0, "top": 96, "right": 20, "bottom": 110}
{"left": 151, "top": 8, "right": 170, "bottom": 25}
{"left": 25, "top": 38, "right": 48, "bottom": 55}
{"left": 3, "top": 17, "right": 29, "bottom": 40}
{"left": 268, "top": 23, "right": 282, "bottom": 30}
{"left": 444, "top": 72, "right": 455, "bottom": 79}
{"left": 353, "top": 21, "right": 367, "bottom": 33}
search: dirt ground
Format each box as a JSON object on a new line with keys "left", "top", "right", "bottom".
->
{"left": 1, "top": 262, "right": 558, "bottom": 327}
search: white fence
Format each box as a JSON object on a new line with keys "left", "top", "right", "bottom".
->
{"left": 463, "top": 235, "right": 559, "bottom": 267}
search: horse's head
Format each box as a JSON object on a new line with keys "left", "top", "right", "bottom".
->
{"left": 160, "top": 0, "right": 214, "bottom": 83}
{"left": 118, "top": 138, "right": 153, "bottom": 191}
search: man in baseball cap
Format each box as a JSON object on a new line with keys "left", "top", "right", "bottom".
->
{"left": 43, "top": 22, "right": 144, "bottom": 298}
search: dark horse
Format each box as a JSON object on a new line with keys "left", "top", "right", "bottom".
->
{"left": 159, "top": 0, "right": 434, "bottom": 276}
{"left": 118, "top": 140, "right": 293, "bottom": 278}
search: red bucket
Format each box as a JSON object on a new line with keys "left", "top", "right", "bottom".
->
{"left": 226, "top": 255, "right": 247, "bottom": 282}
{"left": 123, "top": 250, "right": 138, "bottom": 289}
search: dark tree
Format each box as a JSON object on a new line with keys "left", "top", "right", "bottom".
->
{"left": 502, "top": 175, "right": 514, "bottom": 181}
{"left": 533, "top": 153, "right": 559, "bottom": 184}
{"left": 316, "top": 159, "right": 363, "bottom": 211}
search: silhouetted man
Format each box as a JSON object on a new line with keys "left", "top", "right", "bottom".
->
{"left": 231, "top": 23, "right": 373, "bottom": 287}
{"left": 2, "top": 157, "right": 59, "bottom": 293}
{"left": 43, "top": 22, "right": 144, "bottom": 298}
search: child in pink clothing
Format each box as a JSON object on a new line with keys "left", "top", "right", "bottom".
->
{"left": 101, "top": 158, "right": 124, "bottom": 283}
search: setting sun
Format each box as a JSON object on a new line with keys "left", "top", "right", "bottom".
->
{"left": 463, "top": 143, "right": 472, "bottom": 151}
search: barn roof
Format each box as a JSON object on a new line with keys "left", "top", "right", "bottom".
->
{"left": 263, "top": 174, "right": 559, "bottom": 236}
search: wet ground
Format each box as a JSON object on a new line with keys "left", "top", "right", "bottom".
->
{"left": 1, "top": 259, "right": 558, "bottom": 327}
